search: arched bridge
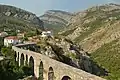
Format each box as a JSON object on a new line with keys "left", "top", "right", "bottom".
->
{"left": 12, "top": 43, "right": 105, "bottom": 80}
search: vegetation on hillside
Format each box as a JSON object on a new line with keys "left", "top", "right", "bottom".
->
{"left": 61, "top": 4, "right": 120, "bottom": 42}
{"left": 0, "top": 16, "right": 41, "bottom": 33}
{"left": 60, "top": 28, "right": 76, "bottom": 36}
{"left": 59, "top": 4, "right": 120, "bottom": 80}
{"left": 0, "top": 59, "right": 32, "bottom": 80}
{"left": 0, "top": 47, "right": 33, "bottom": 80}
{"left": 0, "top": 4, "right": 43, "bottom": 37}
{"left": 44, "top": 22, "right": 64, "bottom": 34}
{"left": 74, "top": 9, "right": 120, "bottom": 43}
{"left": 91, "top": 40, "right": 120, "bottom": 80}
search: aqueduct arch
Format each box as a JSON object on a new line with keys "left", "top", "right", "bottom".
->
{"left": 39, "top": 61, "right": 44, "bottom": 80}
{"left": 62, "top": 76, "right": 71, "bottom": 80}
{"left": 14, "top": 51, "right": 17, "bottom": 61}
{"left": 20, "top": 53, "right": 24, "bottom": 66}
{"left": 18, "top": 52, "right": 19, "bottom": 61}
{"left": 25, "top": 55, "right": 28, "bottom": 66}
{"left": 29, "top": 56, "right": 34, "bottom": 76}
{"left": 12, "top": 44, "right": 105, "bottom": 80}
{"left": 48, "top": 67, "right": 54, "bottom": 80}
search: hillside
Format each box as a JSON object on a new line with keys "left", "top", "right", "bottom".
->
{"left": 60, "top": 3, "right": 120, "bottom": 80}
{"left": 0, "top": 4, "right": 43, "bottom": 33}
{"left": 60, "top": 3, "right": 120, "bottom": 52}
{"left": 40, "top": 10, "right": 74, "bottom": 33}
{"left": 36, "top": 37, "right": 107, "bottom": 76}
{"left": 91, "top": 39, "right": 120, "bottom": 80}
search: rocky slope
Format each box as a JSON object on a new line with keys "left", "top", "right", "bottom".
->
{"left": 40, "top": 10, "right": 74, "bottom": 33}
{"left": 59, "top": 3, "right": 120, "bottom": 79}
{"left": 36, "top": 37, "right": 107, "bottom": 76}
{"left": 60, "top": 3, "right": 120, "bottom": 53}
{"left": 0, "top": 4, "right": 43, "bottom": 32}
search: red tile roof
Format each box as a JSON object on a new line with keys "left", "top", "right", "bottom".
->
{"left": 5, "top": 36, "right": 18, "bottom": 40}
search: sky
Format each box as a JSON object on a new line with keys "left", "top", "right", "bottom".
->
{"left": 0, "top": 0, "right": 119, "bottom": 16}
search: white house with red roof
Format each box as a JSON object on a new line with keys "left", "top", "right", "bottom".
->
{"left": 4, "top": 36, "right": 21, "bottom": 47}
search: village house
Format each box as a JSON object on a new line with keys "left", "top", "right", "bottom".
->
{"left": 41, "top": 30, "right": 53, "bottom": 37}
{"left": 4, "top": 36, "right": 21, "bottom": 47}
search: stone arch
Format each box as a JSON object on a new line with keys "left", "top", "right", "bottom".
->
{"left": 14, "top": 51, "right": 17, "bottom": 61}
{"left": 25, "top": 55, "right": 28, "bottom": 66}
{"left": 20, "top": 53, "right": 24, "bottom": 66}
{"left": 48, "top": 67, "right": 54, "bottom": 80}
{"left": 29, "top": 56, "right": 34, "bottom": 76}
{"left": 18, "top": 52, "right": 20, "bottom": 66}
{"left": 18, "top": 52, "right": 19, "bottom": 61}
{"left": 38, "top": 61, "right": 43, "bottom": 80}
{"left": 61, "top": 76, "right": 72, "bottom": 80}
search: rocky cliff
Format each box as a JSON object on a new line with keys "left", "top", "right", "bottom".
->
{"left": 60, "top": 3, "right": 120, "bottom": 53}
{"left": 40, "top": 10, "right": 74, "bottom": 33}
{"left": 36, "top": 37, "right": 107, "bottom": 76}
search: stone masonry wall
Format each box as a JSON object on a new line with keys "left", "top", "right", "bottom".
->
{"left": 12, "top": 45, "right": 106, "bottom": 80}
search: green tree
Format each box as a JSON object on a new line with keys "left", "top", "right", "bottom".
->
{"left": 1, "top": 47, "right": 14, "bottom": 57}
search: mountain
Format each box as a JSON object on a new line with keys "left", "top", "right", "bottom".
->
{"left": 40, "top": 10, "right": 74, "bottom": 33}
{"left": 60, "top": 3, "right": 120, "bottom": 80}
{"left": 0, "top": 4, "right": 43, "bottom": 33}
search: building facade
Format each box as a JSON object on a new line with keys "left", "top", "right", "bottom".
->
{"left": 4, "top": 36, "right": 21, "bottom": 47}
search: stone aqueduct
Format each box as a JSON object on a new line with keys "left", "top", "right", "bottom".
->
{"left": 12, "top": 43, "right": 105, "bottom": 80}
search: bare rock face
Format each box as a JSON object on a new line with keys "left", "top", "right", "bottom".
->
{"left": 40, "top": 10, "right": 74, "bottom": 32}
{"left": 40, "top": 10, "right": 74, "bottom": 24}
{"left": 80, "top": 21, "right": 120, "bottom": 53}
{"left": 59, "top": 3, "right": 120, "bottom": 53}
